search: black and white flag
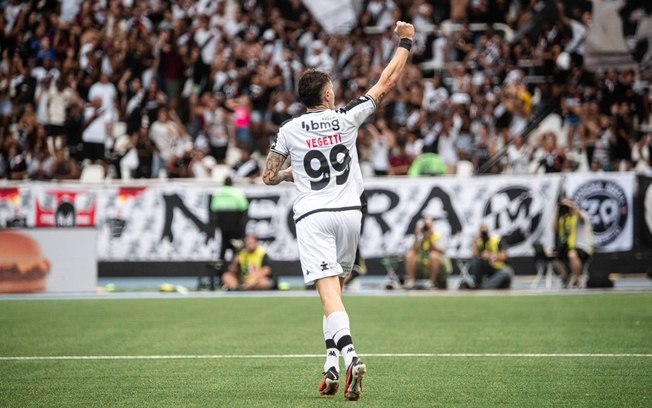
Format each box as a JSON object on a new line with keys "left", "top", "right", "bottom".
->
{"left": 585, "top": 0, "right": 652, "bottom": 80}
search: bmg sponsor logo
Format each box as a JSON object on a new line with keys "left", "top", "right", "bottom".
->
{"left": 572, "top": 180, "right": 628, "bottom": 246}
{"left": 301, "top": 118, "right": 340, "bottom": 132}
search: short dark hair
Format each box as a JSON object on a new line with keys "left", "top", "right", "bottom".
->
{"left": 298, "top": 69, "right": 330, "bottom": 108}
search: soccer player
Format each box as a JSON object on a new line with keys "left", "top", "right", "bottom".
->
{"left": 262, "top": 21, "right": 415, "bottom": 400}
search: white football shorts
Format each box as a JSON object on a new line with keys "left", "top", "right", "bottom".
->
{"left": 295, "top": 209, "right": 362, "bottom": 285}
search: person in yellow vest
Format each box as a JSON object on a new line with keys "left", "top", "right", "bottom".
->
{"left": 466, "top": 225, "right": 511, "bottom": 289}
{"left": 553, "top": 198, "right": 593, "bottom": 288}
{"left": 403, "top": 218, "right": 449, "bottom": 290}
{"left": 222, "top": 235, "right": 276, "bottom": 290}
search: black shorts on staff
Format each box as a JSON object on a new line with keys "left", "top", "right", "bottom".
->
{"left": 46, "top": 124, "right": 65, "bottom": 137}
{"left": 557, "top": 246, "right": 590, "bottom": 263}
{"left": 83, "top": 142, "right": 106, "bottom": 161}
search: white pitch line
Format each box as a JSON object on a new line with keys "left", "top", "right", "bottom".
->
{"left": 1, "top": 353, "right": 651, "bottom": 361}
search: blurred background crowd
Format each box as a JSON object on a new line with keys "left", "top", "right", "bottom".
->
{"left": 1, "top": 0, "right": 651, "bottom": 182}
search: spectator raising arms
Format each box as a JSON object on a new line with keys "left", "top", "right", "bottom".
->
{"left": 0, "top": 1, "right": 650, "bottom": 181}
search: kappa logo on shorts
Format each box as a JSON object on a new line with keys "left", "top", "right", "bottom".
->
{"left": 320, "top": 261, "right": 329, "bottom": 271}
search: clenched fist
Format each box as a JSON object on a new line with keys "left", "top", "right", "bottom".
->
{"left": 394, "top": 21, "right": 415, "bottom": 40}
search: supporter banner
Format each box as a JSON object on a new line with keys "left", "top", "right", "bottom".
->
{"left": 585, "top": 0, "right": 652, "bottom": 80}
{"left": 0, "top": 228, "right": 97, "bottom": 293}
{"left": 0, "top": 185, "right": 96, "bottom": 228}
{"left": 639, "top": 176, "right": 652, "bottom": 247}
{"left": 362, "top": 176, "right": 562, "bottom": 259}
{"left": 95, "top": 184, "right": 297, "bottom": 261}
{"left": 1, "top": 175, "right": 564, "bottom": 261}
{"left": 564, "top": 172, "right": 635, "bottom": 252}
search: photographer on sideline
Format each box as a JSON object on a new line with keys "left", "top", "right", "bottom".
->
{"left": 222, "top": 234, "right": 276, "bottom": 291}
{"left": 463, "top": 225, "right": 511, "bottom": 289}
{"left": 404, "top": 218, "right": 449, "bottom": 290}
{"left": 553, "top": 198, "right": 594, "bottom": 288}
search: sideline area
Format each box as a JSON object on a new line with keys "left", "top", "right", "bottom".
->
{"left": 102, "top": 272, "right": 652, "bottom": 293}
{"left": 1, "top": 274, "right": 650, "bottom": 301}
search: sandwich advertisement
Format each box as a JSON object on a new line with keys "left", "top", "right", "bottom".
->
{"left": 0, "top": 228, "right": 97, "bottom": 293}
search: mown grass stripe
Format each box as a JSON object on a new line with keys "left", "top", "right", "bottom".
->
{"left": 1, "top": 353, "right": 651, "bottom": 361}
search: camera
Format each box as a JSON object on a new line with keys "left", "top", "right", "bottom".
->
{"left": 558, "top": 202, "right": 571, "bottom": 216}
{"left": 417, "top": 218, "right": 432, "bottom": 235}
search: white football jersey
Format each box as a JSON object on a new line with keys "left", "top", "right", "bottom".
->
{"left": 271, "top": 95, "right": 376, "bottom": 221}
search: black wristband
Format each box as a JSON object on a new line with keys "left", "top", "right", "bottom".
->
{"left": 399, "top": 38, "right": 413, "bottom": 51}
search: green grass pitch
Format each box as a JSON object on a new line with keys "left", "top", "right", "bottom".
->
{"left": 1, "top": 293, "right": 651, "bottom": 407}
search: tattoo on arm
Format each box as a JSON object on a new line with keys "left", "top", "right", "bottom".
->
{"left": 376, "top": 91, "right": 386, "bottom": 105}
{"left": 263, "top": 152, "right": 286, "bottom": 185}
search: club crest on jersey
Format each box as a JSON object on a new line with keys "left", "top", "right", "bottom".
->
{"left": 301, "top": 118, "right": 340, "bottom": 132}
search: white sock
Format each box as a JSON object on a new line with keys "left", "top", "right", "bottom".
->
{"left": 326, "top": 311, "right": 358, "bottom": 368}
{"left": 323, "top": 315, "right": 340, "bottom": 373}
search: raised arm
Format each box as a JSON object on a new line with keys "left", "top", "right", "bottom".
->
{"left": 366, "top": 21, "right": 415, "bottom": 106}
{"left": 262, "top": 152, "right": 293, "bottom": 185}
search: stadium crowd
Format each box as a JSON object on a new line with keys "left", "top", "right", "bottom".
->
{"left": 0, "top": 0, "right": 651, "bottom": 181}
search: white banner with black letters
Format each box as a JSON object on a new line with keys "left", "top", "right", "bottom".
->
{"left": 4, "top": 174, "right": 639, "bottom": 261}
{"left": 564, "top": 172, "right": 635, "bottom": 252}
{"left": 362, "top": 175, "right": 562, "bottom": 259}
{"left": 1, "top": 175, "right": 566, "bottom": 261}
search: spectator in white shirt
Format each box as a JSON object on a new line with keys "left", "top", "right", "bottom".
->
{"left": 193, "top": 16, "right": 220, "bottom": 66}
{"left": 46, "top": 79, "right": 75, "bottom": 153}
{"left": 88, "top": 73, "right": 117, "bottom": 112}
{"left": 203, "top": 94, "right": 232, "bottom": 163}
{"left": 368, "top": 120, "right": 395, "bottom": 176}
{"left": 149, "top": 108, "right": 179, "bottom": 178}
{"left": 27, "top": 149, "right": 53, "bottom": 180}
{"left": 4, "top": 0, "right": 25, "bottom": 35}
{"left": 506, "top": 134, "right": 532, "bottom": 175}
{"left": 436, "top": 118, "right": 459, "bottom": 169}
{"left": 34, "top": 77, "right": 51, "bottom": 126}
{"left": 305, "top": 41, "right": 334, "bottom": 74}
{"left": 60, "top": 0, "right": 83, "bottom": 23}
{"left": 422, "top": 75, "right": 449, "bottom": 113}
{"left": 82, "top": 96, "right": 113, "bottom": 163}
